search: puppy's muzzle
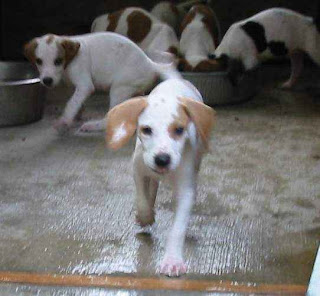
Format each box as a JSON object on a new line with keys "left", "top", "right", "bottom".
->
{"left": 42, "top": 77, "right": 53, "bottom": 87}
{"left": 154, "top": 153, "right": 171, "bottom": 168}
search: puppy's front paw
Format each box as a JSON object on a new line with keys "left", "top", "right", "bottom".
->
{"left": 54, "top": 118, "right": 72, "bottom": 134}
{"left": 160, "top": 256, "right": 187, "bottom": 277}
{"left": 136, "top": 211, "right": 155, "bottom": 227}
{"left": 79, "top": 122, "right": 101, "bottom": 133}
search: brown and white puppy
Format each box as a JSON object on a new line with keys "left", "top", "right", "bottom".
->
{"left": 24, "top": 33, "right": 180, "bottom": 133}
{"left": 91, "top": 7, "right": 179, "bottom": 59}
{"left": 178, "top": 4, "right": 222, "bottom": 72}
{"left": 106, "top": 78, "right": 216, "bottom": 277}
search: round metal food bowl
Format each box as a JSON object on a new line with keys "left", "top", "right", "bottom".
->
{"left": 0, "top": 61, "right": 46, "bottom": 127}
{"left": 182, "top": 69, "right": 261, "bottom": 106}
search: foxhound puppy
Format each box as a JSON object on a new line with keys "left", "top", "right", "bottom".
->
{"left": 106, "top": 78, "right": 216, "bottom": 277}
{"left": 179, "top": 4, "right": 222, "bottom": 72}
{"left": 213, "top": 8, "right": 320, "bottom": 87}
{"left": 91, "top": 7, "right": 179, "bottom": 59}
{"left": 24, "top": 32, "right": 180, "bottom": 133}
{"left": 150, "top": 0, "right": 205, "bottom": 34}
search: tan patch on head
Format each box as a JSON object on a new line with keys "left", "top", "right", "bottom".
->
{"left": 46, "top": 34, "right": 55, "bottom": 44}
{"left": 179, "top": 97, "right": 216, "bottom": 148}
{"left": 106, "top": 97, "right": 148, "bottom": 150}
{"left": 193, "top": 59, "right": 226, "bottom": 72}
{"left": 106, "top": 9, "right": 124, "bottom": 31}
{"left": 23, "top": 39, "right": 38, "bottom": 64}
{"left": 127, "top": 10, "right": 152, "bottom": 43}
{"left": 168, "top": 105, "right": 189, "bottom": 140}
{"left": 60, "top": 39, "right": 80, "bottom": 68}
{"left": 181, "top": 4, "right": 220, "bottom": 47}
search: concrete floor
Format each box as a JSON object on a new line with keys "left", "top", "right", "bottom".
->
{"left": 0, "top": 64, "right": 319, "bottom": 294}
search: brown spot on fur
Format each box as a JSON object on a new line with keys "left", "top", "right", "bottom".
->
{"left": 106, "top": 9, "right": 124, "bottom": 32}
{"left": 167, "top": 46, "right": 179, "bottom": 56}
{"left": 181, "top": 4, "right": 220, "bottom": 47}
{"left": 127, "top": 10, "right": 152, "bottom": 43}
{"left": 106, "top": 97, "right": 148, "bottom": 150}
{"left": 170, "top": 3, "right": 179, "bottom": 17}
{"left": 178, "top": 58, "right": 193, "bottom": 72}
{"left": 46, "top": 34, "right": 55, "bottom": 44}
{"left": 60, "top": 39, "right": 80, "bottom": 68}
{"left": 179, "top": 97, "right": 216, "bottom": 148}
{"left": 193, "top": 59, "right": 225, "bottom": 72}
{"left": 23, "top": 39, "right": 38, "bottom": 64}
{"left": 168, "top": 105, "right": 189, "bottom": 140}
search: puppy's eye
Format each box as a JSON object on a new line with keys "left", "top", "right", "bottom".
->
{"left": 35, "top": 58, "right": 42, "bottom": 65}
{"left": 141, "top": 126, "right": 152, "bottom": 135}
{"left": 175, "top": 126, "right": 184, "bottom": 136}
{"left": 54, "top": 58, "right": 63, "bottom": 66}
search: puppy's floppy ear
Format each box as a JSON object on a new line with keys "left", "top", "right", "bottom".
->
{"left": 23, "top": 39, "right": 38, "bottom": 64}
{"left": 179, "top": 97, "right": 216, "bottom": 147}
{"left": 106, "top": 97, "right": 147, "bottom": 150}
{"left": 60, "top": 39, "right": 80, "bottom": 68}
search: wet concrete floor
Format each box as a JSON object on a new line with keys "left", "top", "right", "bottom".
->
{"left": 0, "top": 64, "right": 319, "bottom": 294}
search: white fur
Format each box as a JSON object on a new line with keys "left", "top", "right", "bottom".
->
{"left": 91, "top": 8, "right": 179, "bottom": 59}
{"left": 32, "top": 32, "right": 180, "bottom": 133}
{"left": 132, "top": 79, "right": 205, "bottom": 277}
{"left": 215, "top": 8, "right": 320, "bottom": 87}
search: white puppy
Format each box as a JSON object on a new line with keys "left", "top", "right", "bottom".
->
{"left": 213, "top": 8, "right": 320, "bottom": 87}
{"left": 179, "top": 4, "right": 221, "bottom": 72}
{"left": 91, "top": 7, "right": 179, "bottom": 59}
{"left": 106, "top": 78, "right": 216, "bottom": 277}
{"left": 24, "top": 32, "right": 180, "bottom": 133}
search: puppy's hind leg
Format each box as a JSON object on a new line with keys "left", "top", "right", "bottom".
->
{"left": 281, "top": 50, "right": 304, "bottom": 89}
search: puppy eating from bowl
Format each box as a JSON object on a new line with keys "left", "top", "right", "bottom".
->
{"left": 106, "top": 78, "right": 216, "bottom": 276}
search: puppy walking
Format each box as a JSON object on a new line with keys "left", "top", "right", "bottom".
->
{"left": 24, "top": 32, "right": 180, "bottom": 133}
{"left": 214, "top": 7, "right": 320, "bottom": 87}
{"left": 106, "top": 78, "right": 216, "bottom": 276}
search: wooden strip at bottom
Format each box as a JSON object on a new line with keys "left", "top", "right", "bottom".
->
{"left": 0, "top": 271, "right": 307, "bottom": 295}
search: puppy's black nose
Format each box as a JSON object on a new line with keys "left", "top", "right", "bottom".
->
{"left": 42, "top": 77, "right": 53, "bottom": 87}
{"left": 155, "top": 153, "right": 171, "bottom": 168}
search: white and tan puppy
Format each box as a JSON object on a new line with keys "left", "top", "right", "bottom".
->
{"left": 24, "top": 32, "right": 180, "bottom": 133}
{"left": 179, "top": 4, "right": 222, "bottom": 72}
{"left": 213, "top": 8, "right": 320, "bottom": 87}
{"left": 106, "top": 78, "right": 216, "bottom": 277}
{"left": 91, "top": 7, "right": 179, "bottom": 58}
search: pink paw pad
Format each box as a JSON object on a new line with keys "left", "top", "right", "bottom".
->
{"left": 160, "top": 257, "right": 187, "bottom": 277}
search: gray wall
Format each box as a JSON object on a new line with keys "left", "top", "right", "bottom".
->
{"left": 0, "top": 0, "right": 318, "bottom": 60}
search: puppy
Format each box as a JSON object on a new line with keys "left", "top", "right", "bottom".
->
{"left": 24, "top": 32, "right": 180, "bottom": 133}
{"left": 106, "top": 78, "right": 216, "bottom": 276}
{"left": 179, "top": 4, "right": 222, "bottom": 72}
{"left": 91, "top": 7, "right": 179, "bottom": 59}
{"left": 213, "top": 7, "right": 320, "bottom": 88}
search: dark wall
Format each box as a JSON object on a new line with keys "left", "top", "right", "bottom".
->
{"left": 0, "top": 0, "right": 318, "bottom": 60}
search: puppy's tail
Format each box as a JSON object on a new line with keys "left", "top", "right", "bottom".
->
{"left": 150, "top": 52, "right": 182, "bottom": 81}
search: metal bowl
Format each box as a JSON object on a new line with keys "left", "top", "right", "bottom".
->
{"left": 0, "top": 61, "right": 46, "bottom": 127}
{"left": 182, "top": 69, "right": 261, "bottom": 106}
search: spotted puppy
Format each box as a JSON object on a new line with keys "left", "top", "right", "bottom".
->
{"left": 179, "top": 4, "right": 222, "bottom": 72}
{"left": 106, "top": 78, "right": 216, "bottom": 277}
{"left": 150, "top": 0, "right": 207, "bottom": 34}
{"left": 91, "top": 7, "right": 179, "bottom": 59}
{"left": 24, "top": 32, "right": 180, "bottom": 133}
{"left": 213, "top": 7, "right": 320, "bottom": 88}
